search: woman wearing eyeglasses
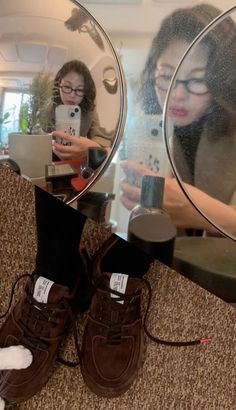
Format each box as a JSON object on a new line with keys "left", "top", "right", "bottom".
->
{"left": 49, "top": 59, "right": 111, "bottom": 160}
{"left": 120, "top": 3, "right": 236, "bottom": 236}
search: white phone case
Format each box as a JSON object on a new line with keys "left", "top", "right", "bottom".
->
{"left": 55, "top": 105, "right": 81, "bottom": 137}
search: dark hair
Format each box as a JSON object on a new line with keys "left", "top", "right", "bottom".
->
{"left": 52, "top": 59, "right": 96, "bottom": 113}
{"left": 139, "top": 3, "right": 236, "bottom": 136}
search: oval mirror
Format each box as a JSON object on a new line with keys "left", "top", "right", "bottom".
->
{"left": 0, "top": 0, "right": 126, "bottom": 204}
{"left": 163, "top": 5, "right": 236, "bottom": 241}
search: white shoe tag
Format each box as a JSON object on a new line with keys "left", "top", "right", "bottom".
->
{"left": 33, "top": 277, "right": 54, "bottom": 303}
{"left": 110, "top": 273, "right": 129, "bottom": 304}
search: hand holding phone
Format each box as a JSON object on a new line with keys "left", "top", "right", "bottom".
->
{"left": 120, "top": 160, "right": 154, "bottom": 188}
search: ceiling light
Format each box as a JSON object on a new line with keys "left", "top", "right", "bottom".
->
{"left": 17, "top": 43, "right": 47, "bottom": 63}
{"left": 64, "top": 8, "right": 105, "bottom": 51}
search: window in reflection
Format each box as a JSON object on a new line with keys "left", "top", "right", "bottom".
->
{"left": 0, "top": 90, "right": 29, "bottom": 146}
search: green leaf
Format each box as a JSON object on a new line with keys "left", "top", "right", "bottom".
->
{"left": 19, "top": 103, "right": 29, "bottom": 133}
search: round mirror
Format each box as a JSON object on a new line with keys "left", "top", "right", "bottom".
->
{"left": 163, "top": 5, "right": 236, "bottom": 241}
{"left": 0, "top": 0, "right": 126, "bottom": 204}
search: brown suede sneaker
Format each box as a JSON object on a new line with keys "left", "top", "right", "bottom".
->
{"left": 81, "top": 235, "right": 144, "bottom": 397}
{"left": 0, "top": 274, "right": 80, "bottom": 407}
{"left": 81, "top": 234, "right": 212, "bottom": 399}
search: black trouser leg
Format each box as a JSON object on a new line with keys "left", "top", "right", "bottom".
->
{"left": 34, "top": 186, "right": 86, "bottom": 289}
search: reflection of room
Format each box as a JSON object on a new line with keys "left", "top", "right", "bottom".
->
{"left": 1, "top": 1, "right": 236, "bottom": 409}
{"left": 83, "top": 0, "right": 236, "bottom": 238}
{"left": 81, "top": 0, "right": 236, "bottom": 301}
{"left": 0, "top": 0, "right": 121, "bottom": 193}
{"left": 1, "top": 0, "right": 236, "bottom": 237}
{"left": 0, "top": 3, "right": 115, "bottom": 149}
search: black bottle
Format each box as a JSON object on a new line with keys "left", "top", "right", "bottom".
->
{"left": 127, "top": 175, "right": 177, "bottom": 267}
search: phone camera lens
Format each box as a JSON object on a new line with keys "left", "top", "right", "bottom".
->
{"left": 75, "top": 107, "right": 79, "bottom": 113}
{"left": 70, "top": 112, "right": 75, "bottom": 117}
{"left": 151, "top": 128, "right": 159, "bottom": 137}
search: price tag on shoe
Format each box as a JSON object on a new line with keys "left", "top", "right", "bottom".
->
{"left": 33, "top": 277, "right": 55, "bottom": 303}
{"left": 109, "top": 273, "right": 129, "bottom": 304}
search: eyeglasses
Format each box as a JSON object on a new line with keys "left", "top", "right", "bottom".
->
{"left": 155, "top": 75, "right": 209, "bottom": 95}
{"left": 59, "top": 85, "right": 85, "bottom": 97}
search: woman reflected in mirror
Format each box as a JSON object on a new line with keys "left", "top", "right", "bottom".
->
{"left": 120, "top": 3, "right": 236, "bottom": 236}
{"left": 48, "top": 59, "right": 111, "bottom": 160}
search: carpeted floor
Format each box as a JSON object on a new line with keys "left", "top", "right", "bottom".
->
{"left": 1, "top": 168, "right": 236, "bottom": 409}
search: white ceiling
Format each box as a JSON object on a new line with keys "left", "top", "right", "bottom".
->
{"left": 0, "top": 0, "right": 115, "bottom": 86}
{"left": 79, "top": 0, "right": 236, "bottom": 78}
{"left": 80, "top": 0, "right": 236, "bottom": 34}
{"left": 0, "top": 0, "right": 235, "bottom": 87}
{"left": 79, "top": 0, "right": 198, "bottom": 34}
{"left": 78, "top": 0, "right": 199, "bottom": 78}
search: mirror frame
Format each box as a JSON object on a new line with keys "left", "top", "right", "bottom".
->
{"left": 65, "top": 0, "right": 127, "bottom": 205}
{"left": 162, "top": 4, "right": 236, "bottom": 242}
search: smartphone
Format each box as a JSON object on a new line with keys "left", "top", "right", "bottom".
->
{"left": 55, "top": 104, "right": 81, "bottom": 145}
{"left": 122, "top": 114, "right": 171, "bottom": 187}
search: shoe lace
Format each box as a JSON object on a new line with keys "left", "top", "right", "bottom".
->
{"left": 92, "top": 274, "right": 211, "bottom": 347}
{"left": 93, "top": 274, "right": 140, "bottom": 345}
{"left": 0, "top": 274, "right": 81, "bottom": 367}
{"left": 0, "top": 273, "right": 31, "bottom": 321}
{"left": 141, "top": 277, "right": 212, "bottom": 347}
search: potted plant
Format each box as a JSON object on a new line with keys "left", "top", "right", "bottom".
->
{"left": 0, "top": 111, "right": 10, "bottom": 128}
{"left": 19, "top": 72, "right": 53, "bottom": 135}
{"left": 8, "top": 72, "right": 54, "bottom": 180}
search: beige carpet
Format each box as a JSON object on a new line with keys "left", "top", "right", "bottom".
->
{"left": 0, "top": 168, "right": 236, "bottom": 409}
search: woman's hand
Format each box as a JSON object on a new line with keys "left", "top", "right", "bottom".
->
{"left": 119, "top": 160, "right": 188, "bottom": 217}
{"left": 119, "top": 159, "right": 216, "bottom": 230}
{"left": 120, "top": 160, "right": 156, "bottom": 209}
{"left": 52, "top": 131, "right": 100, "bottom": 160}
{"left": 163, "top": 178, "right": 204, "bottom": 228}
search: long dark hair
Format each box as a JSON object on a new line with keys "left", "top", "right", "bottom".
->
{"left": 139, "top": 4, "right": 236, "bottom": 137}
{"left": 52, "top": 59, "right": 96, "bottom": 113}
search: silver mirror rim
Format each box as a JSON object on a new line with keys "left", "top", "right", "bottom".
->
{"left": 66, "top": 0, "right": 127, "bottom": 205}
{"left": 162, "top": 5, "right": 236, "bottom": 242}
